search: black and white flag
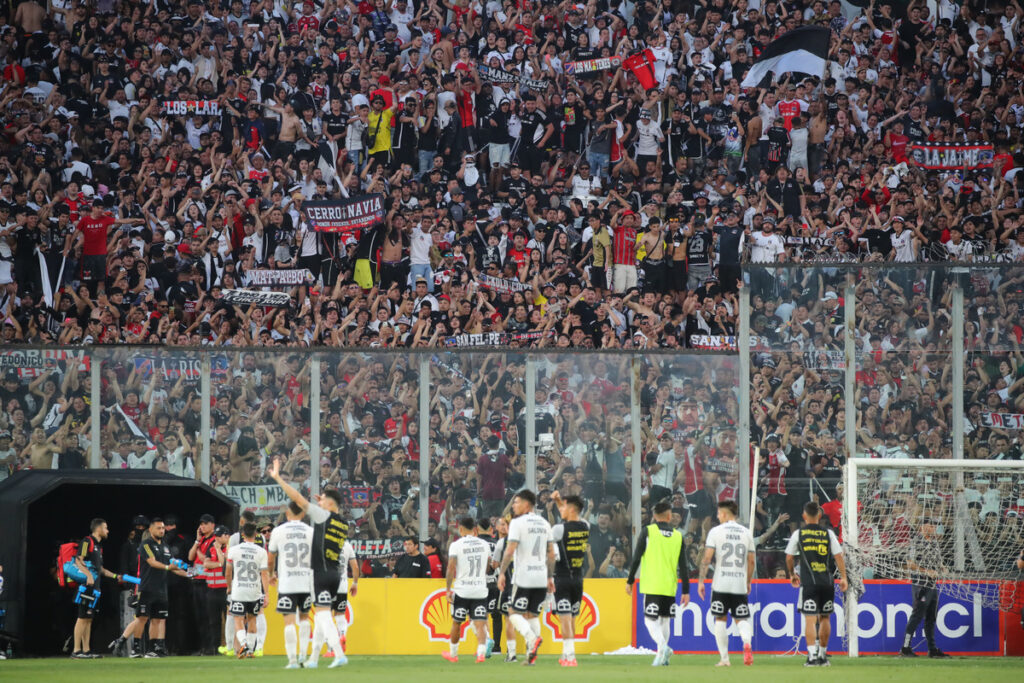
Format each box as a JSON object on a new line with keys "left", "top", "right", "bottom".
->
{"left": 741, "top": 26, "right": 831, "bottom": 89}
{"left": 221, "top": 289, "right": 291, "bottom": 307}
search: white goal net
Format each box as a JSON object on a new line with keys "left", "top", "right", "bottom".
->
{"left": 843, "top": 458, "right": 1024, "bottom": 613}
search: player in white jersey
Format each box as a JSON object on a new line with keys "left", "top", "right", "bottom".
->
{"left": 332, "top": 540, "right": 359, "bottom": 656}
{"left": 698, "top": 500, "right": 756, "bottom": 667}
{"left": 443, "top": 517, "right": 493, "bottom": 663}
{"left": 227, "top": 511, "right": 267, "bottom": 656}
{"left": 497, "top": 489, "right": 554, "bottom": 666}
{"left": 225, "top": 523, "right": 270, "bottom": 658}
{"left": 268, "top": 501, "right": 314, "bottom": 669}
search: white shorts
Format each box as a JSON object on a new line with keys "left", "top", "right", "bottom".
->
{"left": 490, "top": 143, "right": 511, "bottom": 167}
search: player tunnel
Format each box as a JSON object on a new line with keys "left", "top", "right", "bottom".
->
{"left": 0, "top": 470, "right": 236, "bottom": 657}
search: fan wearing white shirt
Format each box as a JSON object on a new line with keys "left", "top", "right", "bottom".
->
{"left": 497, "top": 489, "right": 555, "bottom": 666}
{"left": 443, "top": 517, "right": 494, "bottom": 663}
{"left": 698, "top": 501, "right": 756, "bottom": 667}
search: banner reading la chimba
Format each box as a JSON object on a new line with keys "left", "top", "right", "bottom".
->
{"left": 305, "top": 194, "right": 385, "bottom": 235}
{"left": 908, "top": 143, "right": 994, "bottom": 170}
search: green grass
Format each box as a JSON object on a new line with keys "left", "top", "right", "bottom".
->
{"left": 1, "top": 654, "right": 1021, "bottom": 682}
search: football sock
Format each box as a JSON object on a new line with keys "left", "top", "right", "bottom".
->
{"left": 235, "top": 630, "right": 248, "bottom": 652}
{"left": 714, "top": 620, "right": 729, "bottom": 660}
{"left": 565, "top": 639, "right": 575, "bottom": 657}
{"left": 527, "top": 617, "right": 541, "bottom": 640}
{"left": 284, "top": 624, "right": 298, "bottom": 662}
{"left": 506, "top": 640, "right": 517, "bottom": 657}
{"left": 820, "top": 643, "right": 827, "bottom": 658}
{"left": 477, "top": 643, "right": 486, "bottom": 658}
{"left": 256, "top": 614, "right": 267, "bottom": 649}
{"left": 315, "top": 609, "right": 343, "bottom": 657}
{"left": 449, "top": 642, "right": 459, "bottom": 657}
{"left": 335, "top": 614, "right": 348, "bottom": 638}
{"left": 299, "top": 620, "right": 311, "bottom": 658}
{"left": 309, "top": 618, "right": 324, "bottom": 665}
{"left": 225, "top": 618, "right": 234, "bottom": 650}
{"left": 808, "top": 644, "right": 818, "bottom": 659}
{"left": 645, "top": 617, "right": 665, "bottom": 651}
{"left": 738, "top": 619, "right": 753, "bottom": 646}
{"left": 246, "top": 633, "right": 257, "bottom": 652}
{"left": 510, "top": 614, "right": 533, "bottom": 642}
{"left": 660, "top": 617, "right": 671, "bottom": 645}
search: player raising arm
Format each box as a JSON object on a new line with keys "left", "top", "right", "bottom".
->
{"left": 268, "top": 457, "right": 348, "bottom": 668}
{"left": 268, "top": 502, "right": 314, "bottom": 669}
{"left": 785, "top": 502, "right": 848, "bottom": 667}
{"left": 224, "top": 523, "right": 270, "bottom": 658}
{"left": 497, "top": 489, "right": 555, "bottom": 666}
{"left": 699, "top": 500, "right": 756, "bottom": 667}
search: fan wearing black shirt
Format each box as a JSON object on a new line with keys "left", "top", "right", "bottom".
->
{"left": 268, "top": 457, "right": 348, "bottom": 669}
{"left": 71, "top": 518, "right": 121, "bottom": 659}
{"left": 516, "top": 96, "right": 554, "bottom": 175}
{"left": 393, "top": 536, "right": 432, "bottom": 577}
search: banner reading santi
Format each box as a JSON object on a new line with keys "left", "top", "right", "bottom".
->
{"left": 908, "top": 143, "right": 994, "bottom": 170}
{"left": 306, "top": 194, "right": 385, "bottom": 235}
{"left": 162, "top": 100, "right": 221, "bottom": 116}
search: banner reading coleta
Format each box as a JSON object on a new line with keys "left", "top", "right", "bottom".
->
{"left": 260, "top": 578, "right": 631, "bottom": 656}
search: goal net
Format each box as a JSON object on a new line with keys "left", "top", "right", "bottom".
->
{"left": 843, "top": 458, "right": 1024, "bottom": 614}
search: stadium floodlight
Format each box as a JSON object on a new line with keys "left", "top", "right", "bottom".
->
{"left": 843, "top": 457, "right": 1024, "bottom": 657}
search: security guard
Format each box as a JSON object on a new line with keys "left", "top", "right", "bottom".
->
{"left": 785, "top": 502, "right": 848, "bottom": 667}
{"left": 626, "top": 500, "right": 689, "bottom": 667}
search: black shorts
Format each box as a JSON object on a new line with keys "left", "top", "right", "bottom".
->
{"left": 81, "top": 254, "right": 106, "bottom": 282}
{"left": 643, "top": 593, "right": 676, "bottom": 619}
{"left": 670, "top": 261, "right": 688, "bottom": 292}
{"left": 709, "top": 591, "right": 750, "bottom": 619}
{"left": 686, "top": 489, "right": 714, "bottom": 519}
{"left": 508, "top": 586, "right": 547, "bottom": 615}
{"left": 486, "top": 583, "right": 500, "bottom": 613}
{"left": 135, "top": 593, "right": 169, "bottom": 619}
{"left": 228, "top": 599, "right": 262, "bottom": 617}
{"left": 590, "top": 267, "right": 608, "bottom": 290}
{"left": 77, "top": 601, "right": 98, "bottom": 619}
{"left": 313, "top": 571, "right": 340, "bottom": 607}
{"left": 332, "top": 592, "right": 349, "bottom": 614}
{"left": 499, "top": 587, "right": 513, "bottom": 615}
{"left": 798, "top": 584, "right": 835, "bottom": 615}
{"left": 276, "top": 592, "right": 312, "bottom": 614}
{"left": 553, "top": 577, "right": 583, "bottom": 616}
{"left": 452, "top": 594, "right": 489, "bottom": 622}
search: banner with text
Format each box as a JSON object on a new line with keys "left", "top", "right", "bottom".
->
{"left": 0, "top": 349, "right": 90, "bottom": 378}
{"left": 908, "top": 143, "right": 994, "bottom": 170}
{"left": 221, "top": 289, "right": 291, "bottom": 307}
{"left": 634, "top": 580, "right": 999, "bottom": 655}
{"left": 246, "top": 269, "right": 314, "bottom": 287}
{"left": 350, "top": 539, "right": 405, "bottom": 559}
{"left": 217, "top": 483, "right": 289, "bottom": 515}
{"left": 132, "top": 354, "right": 229, "bottom": 381}
{"left": 306, "top": 194, "right": 385, "bottom": 235}
{"left": 804, "top": 349, "right": 847, "bottom": 370}
{"left": 980, "top": 411, "right": 1024, "bottom": 429}
{"left": 565, "top": 55, "right": 623, "bottom": 75}
{"left": 162, "top": 100, "right": 221, "bottom": 116}
{"left": 477, "top": 64, "right": 547, "bottom": 91}
{"left": 478, "top": 273, "right": 532, "bottom": 294}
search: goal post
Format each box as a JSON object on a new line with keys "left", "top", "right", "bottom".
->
{"left": 843, "top": 457, "right": 1024, "bottom": 658}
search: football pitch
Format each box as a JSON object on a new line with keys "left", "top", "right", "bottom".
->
{"left": 1, "top": 654, "right": 1021, "bottom": 682}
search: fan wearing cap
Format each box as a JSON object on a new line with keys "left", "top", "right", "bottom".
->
{"left": 71, "top": 199, "right": 144, "bottom": 297}
{"left": 367, "top": 85, "right": 398, "bottom": 168}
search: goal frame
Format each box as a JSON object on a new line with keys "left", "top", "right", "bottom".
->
{"left": 843, "top": 457, "right": 1024, "bottom": 657}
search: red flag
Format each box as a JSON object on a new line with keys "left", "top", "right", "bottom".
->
{"left": 623, "top": 49, "right": 657, "bottom": 90}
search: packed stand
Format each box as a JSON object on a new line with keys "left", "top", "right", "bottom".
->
{"left": 13, "top": 0, "right": 1020, "bottom": 349}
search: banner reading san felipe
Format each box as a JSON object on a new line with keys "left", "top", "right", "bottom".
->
{"left": 305, "top": 194, "right": 385, "bottom": 236}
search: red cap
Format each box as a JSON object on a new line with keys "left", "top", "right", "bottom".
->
{"left": 379, "top": 75, "right": 391, "bottom": 85}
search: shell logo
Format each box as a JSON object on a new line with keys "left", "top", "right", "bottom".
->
{"left": 420, "top": 588, "right": 469, "bottom": 641}
{"left": 544, "top": 592, "right": 600, "bottom": 641}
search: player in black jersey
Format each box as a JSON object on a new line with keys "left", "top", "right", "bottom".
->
{"left": 477, "top": 517, "right": 501, "bottom": 658}
{"left": 551, "top": 492, "right": 590, "bottom": 668}
{"left": 785, "top": 502, "right": 847, "bottom": 667}
{"left": 269, "top": 457, "right": 348, "bottom": 669}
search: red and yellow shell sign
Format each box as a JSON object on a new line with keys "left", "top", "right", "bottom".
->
{"left": 543, "top": 592, "right": 601, "bottom": 641}
{"left": 420, "top": 588, "right": 470, "bottom": 641}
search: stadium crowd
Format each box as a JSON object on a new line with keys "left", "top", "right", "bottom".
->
{"left": 1, "top": 0, "right": 1024, "bottom": 584}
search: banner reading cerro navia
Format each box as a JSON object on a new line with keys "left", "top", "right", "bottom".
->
{"left": 634, "top": 580, "right": 1000, "bottom": 655}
